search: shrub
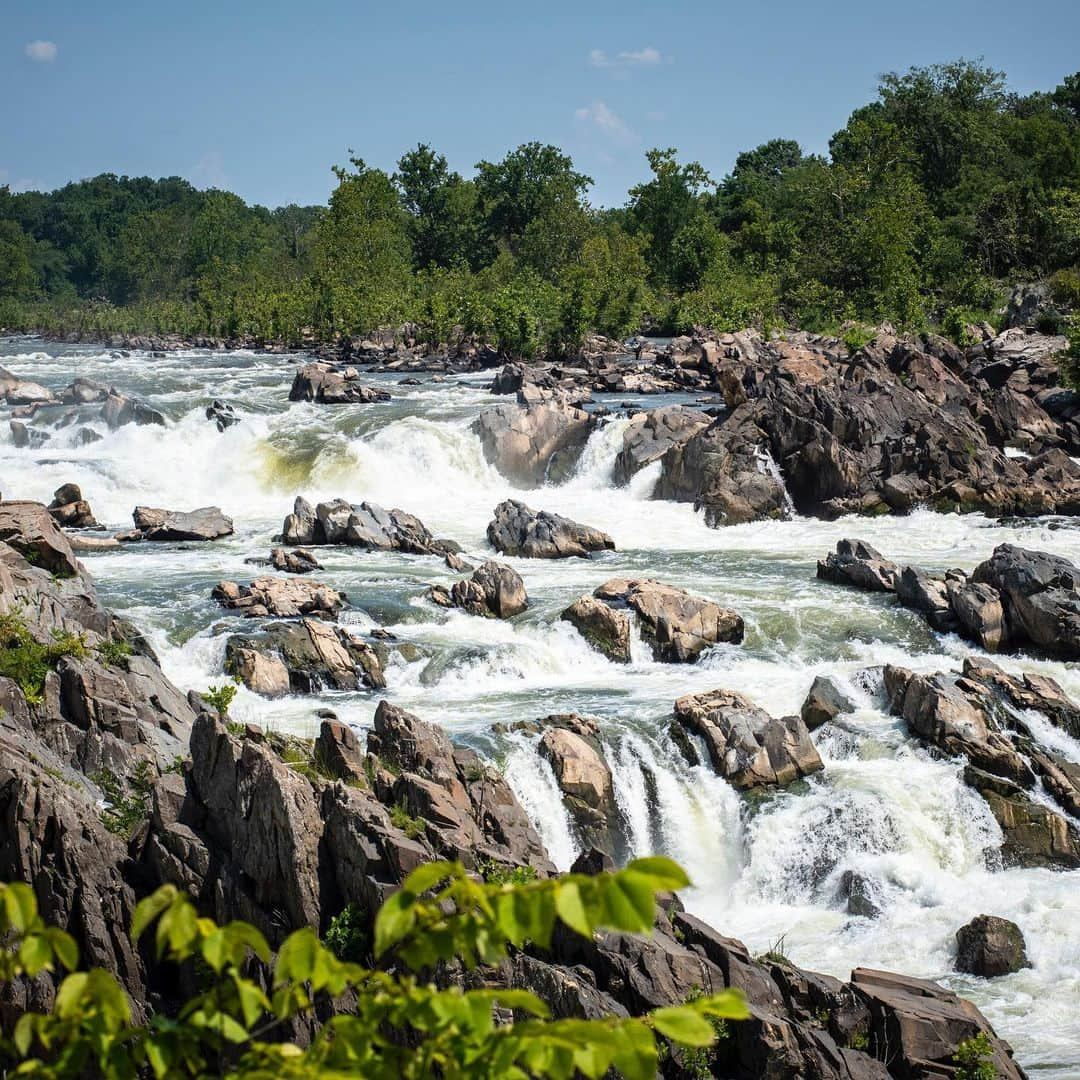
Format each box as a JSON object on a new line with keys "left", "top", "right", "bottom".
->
{"left": 841, "top": 324, "right": 875, "bottom": 352}
{"left": 390, "top": 799, "right": 426, "bottom": 840}
{"left": 954, "top": 1031, "right": 996, "bottom": 1080}
{"left": 202, "top": 682, "right": 238, "bottom": 718}
{"left": 91, "top": 760, "right": 155, "bottom": 839}
{"left": 480, "top": 859, "right": 539, "bottom": 886}
{"left": 323, "top": 902, "right": 370, "bottom": 963}
{"left": 1059, "top": 314, "right": 1080, "bottom": 389}
{"left": 0, "top": 857, "right": 748, "bottom": 1077}
{"left": 96, "top": 638, "right": 133, "bottom": 667}
{"left": 0, "top": 611, "right": 87, "bottom": 705}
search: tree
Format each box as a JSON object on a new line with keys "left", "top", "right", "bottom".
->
{"left": 0, "top": 858, "right": 747, "bottom": 1078}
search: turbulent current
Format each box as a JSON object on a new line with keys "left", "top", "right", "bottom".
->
{"left": 3, "top": 338, "right": 1080, "bottom": 1075}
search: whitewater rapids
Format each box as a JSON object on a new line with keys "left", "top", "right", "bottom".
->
{"left": 2, "top": 338, "right": 1079, "bottom": 1075}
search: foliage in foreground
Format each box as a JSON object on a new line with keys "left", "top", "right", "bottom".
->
{"left": 0, "top": 857, "right": 748, "bottom": 1078}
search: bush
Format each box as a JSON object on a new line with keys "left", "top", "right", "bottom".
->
{"left": 0, "top": 611, "right": 87, "bottom": 705}
{"left": 91, "top": 760, "right": 155, "bottom": 839}
{"left": 1050, "top": 267, "right": 1080, "bottom": 310}
{"left": 96, "top": 638, "right": 133, "bottom": 667}
{"left": 0, "top": 857, "right": 748, "bottom": 1077}
{"left": 1059, "top": 314, "right": 1080, "bottom": 389}
{"left": 202, "top": 682, "right": 238, "bottom": 718}
{"left": 390, "top": 799, "right": 426, "bottom": 840}
{"left": 953, "top": 1031, "right": 996, "bottom": 1080}
{"left": 323, "top": 902, "right": 370, "bottom": 963}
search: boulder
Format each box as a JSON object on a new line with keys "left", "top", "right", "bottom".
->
{"left": 0, "top": 502, "right": 81, "bottom": 578}
{"left": 560, "top": 595, "right": 632, "bottom": 663}
{"left": 314, "top": 720, "right": 367, "bottom": 784}
{"left": 281, "top": 497, "right": 458, "bottom": 556}
{"left": 212, "top": 576, "right": 346, "bottom": 619}
{"left": 947, "top": 580, "right": 1008, "bottom": 651}
{"left": 817, "top": 540, "right": 899, "bottom": 592}
{"left": 9, "top": 421, "right": 49, "bottom": 448}
{"left": 612, "top": 405, "right": 711, "bottom": 486}
{"left": 268, "top": 547, "right": 322, "bottom": 574}
{"left": 131, "top": 506, "right": 233, "bottom": 542}
{"left": 46, "top": 484, "right": 98, "bottom": 529}
{"left": 800, "top": 675, "right": 855, "bottom": 731}
{"left": 429, "top": 560, "right": 527, "bottom": 619}
{"left": 487, "top": 500, "right": 614, "bottom": 559}
{"left": 225, "top": 618, "right": 385, "bottom": 694}
{"left": 588, "top": 578, "right": 743, "bottom": 663}
{"left": 954, "top": 915, "right": 1029, "bottom": 977}
{"left": 472, "top": 395, "right": 595, "bottom": 486}
{"left": 60, "top": 377, "right": 108, "bottom": 405}
{"left": 206, "top": 399, "right": 240, "bottom": 431}
{"left": 101, "top": 391, "right": 165, "bottom": 430}
{"left": 895, "top": 565, "right": 959, "bottom": 632}
{"left": 0, "top": 368, "right": 56, "bottom": 406}
{"left": 225, "top": 646, "right": 291, "bottom": 697}
{"left": 674, "top": 688, "right": 824, "bottom": 789}
{"left": 289, "top": 363, "right": 391, "bottom": 404}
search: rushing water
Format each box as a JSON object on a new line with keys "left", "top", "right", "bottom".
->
{"left": 3, "top": 337, "right": 1079, "bottom": 1074}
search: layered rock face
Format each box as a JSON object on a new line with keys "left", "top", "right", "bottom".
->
{"left": 212, "top": 576, "right": 346, "bottom": 619}
{"left": 487, "top": 500, "right": 614, "bottom": 559}
{"left": 281, "top": 496, "right": 459, "bottom": 556}
{"left": 563, "top": 578, "right": 743, "bottom": 663}
{"left": 655, "top": 327, "right": 1080, "bottom": 525}
{"left": 819, "top": 539, "right": 1080, "bottom": 658}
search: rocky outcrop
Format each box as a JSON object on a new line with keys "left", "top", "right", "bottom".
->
{"left": 820, "top": 540, "right": 1080, "bottom": 659}
{"left": 612, "top": 405, "right": 710, "bottom": 486}
{"left": 472, "top": 394, "right": 595, "bottom": 486}
{"left": 280, "top": 496, "right": 458, "bottom": 556}
{"left": 212, "top": 576, "right": 346, "bottom": 619}
{"left": 674, "top": 688, "right": 824, "bottom": 789}
{"left": 46, "top": 484, "right": 98, "bottom": 529}
{"left": 226, "top": 618, "right": 384, "bottom": 694}
{"left": 289, "top": 363, "right": 391, "bottom": 404}
{"left": 429, "top": 560, "right": 527, "bottom": 618}
{"left": 101, "top": 390, "right": 165, "bottom": 430}
{"left": 486, "top": 500, "right": 614, "bottom": 559}
{"left": 955, "top": 915, "right": 1029, "bottom": 977}
{"left": 800, "top": 675, "right": 856, "bottom": 731}
{"left": 0, "top": 501, "right": 82, "bottom": 577}
{"left": 206, "top": 399, "right": 240, "bottom": 431}
{"left": 564, "top": 578, "right": 743, "bottom": 664}
{"left": 268, "top": 547, "right": 322, "bottom": 574}
{"left": 128, "top": 505, "right": 234, "bottom": 542}
{"left": 0, "top": 367, "right": 56, "bottom": 407}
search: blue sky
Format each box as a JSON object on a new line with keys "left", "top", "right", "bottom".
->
{"left": 3, "top": 0, "right": 1079, "bottom": 209}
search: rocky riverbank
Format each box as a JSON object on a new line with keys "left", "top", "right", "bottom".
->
{"left": 0, "top": 501, "right": 1033, "bottom": 1078}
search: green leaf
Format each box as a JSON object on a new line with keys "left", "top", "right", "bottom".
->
{"left": 2, "top": 882, "right": 38, "bottom": 932}
{"left": 275, "top": 928, "right": 320, "bottom": 985}
{"left": 695, "top": 988, "right": 751, "bottom": 1021}
{"left": 400, "top": 860, "right": 458, "bottom": 897}
{"left": 13, "top": 1013, "right": 35, "bottom": 1056}
{"left": 131, "top": 885, "right": 178, "bottom": 943}
{"left": 603, "top": 873, "right": 655, "bottom": 933}
{"left": 624, "top": 856, "right": 691, "bottom": 892}
{"left": 610, "top": 1019, "right": 658, "bottom": 1080}
{"left": 373, "top": 891, "right": 417, "bottom": 959}
{"left": 45, "top": 928, "right": 78, "bottom": 971}
{"left": 18, "top": 932, "right": 53, "bottom": 975}
{"left": 554, "top": 880, "right": 592, "bottom": 937}
{"left": 651, "top": 1005, "right": 716, "bottom": 1046}
{"left": 200, "top": 928, "right": 229, "bottom": 973}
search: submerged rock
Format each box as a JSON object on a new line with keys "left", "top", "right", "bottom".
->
{"left": 487, "top": 499, "right": 614, "bottom": 559}
{"left": 206, "top": 399, "right": 240, "bottom": 431}
{"left": 428, "top": 560, "right": 527, "bottom": 618}
{"left": 673, "top": 688, "right": 823, "bottom": 789}
{"left": 955, "top": 915, "right": 1029, "bottom": 977}
{"left": 130, "top": 505, "right": 234, "bottom": 542}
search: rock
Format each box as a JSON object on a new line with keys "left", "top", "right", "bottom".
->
{"left": 206, "top": 399, "right": 240, "bottom": 431}
{"left": 955, "top": 915, "right": 1029, "bottom": 977}
{"left": 131, "top": 506, "right": 233, "bottom": 542}
{"left": 817, "top": 540, "right": 899, "bottom": 592}
{"left": 947, "top": 580, "right": 1008, "bottom": 651}
{"left": 101, "top": 391, "right": 165, "bottom": 430}
{"left": 429, "top": 560, "right": 527, "bottom": 619}
{"left": 444, "top": 551, "right": 471, "bottom": 572}
{"left": 289, "top": 363, "right": 391, "bottom": 404}
{"left": 838, "top": 870, "right": 881, "bottom": 919}
{"left": 212, "top": 576, "right": 346, "bottom": 619}
{"left": 226, "top": 618, "right": 385, "bottom": 694}
{"left": 472, "top": 396, "right": 595, "bottom": 486}
{"left": 895, "top": 565, "right": 959, "bottom": 632}
{"left": 487, "top": 500, "right": 614, "bottom": 559}
{"left": 75, "top": 427, "right": 102, "bottom": 446}
{"left": 0, "top": 502, "right": 81, "bottom": 577}
{"left": 538, "top": 720, "right": 616, "bottom": 852}
{"left": 9, "top": 421, "right": 49, "bottom": 448}
{"left": 281, "top": 497, "right": 458, "bottom": 556}
{"left": 314, "top": 720, "right": 367, "bottom": 784}
{"left": 587, "top": 578, "right": 743, "bottom": 663}
{"left": 225, "top": 646, "right": 291, "bottom": 697}
{"left": 46, "top": 484, "right": 98, "bottom": 529}
{"left": 1004, "top": 280, "right": 1056, "bottom": 329}
{"left": 971, "top": 543, "right": 1080, "bottom": 658}
{"left": 0, "top": 368, "right": 55, "bottom": 406}
{"left": 60, "top": 377, "right": 108, "bottom": 405}
{"left": 674, "top": 688, "right": 824, "bottom": 790}
{"left": 560, "top": 595, "right": 632, "bottom": 663}
{"left": 612, "top": 405, "right": 710, "bottom": 486}
{"left": 800, "top": 675, "right": 855, "bottom": 731}
{"left": 268, "top": 547, "right": 322, "bottom": 574}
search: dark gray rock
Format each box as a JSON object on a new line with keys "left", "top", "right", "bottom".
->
{"left": 487, "top": 500, "right": 614, "bottom": 559}
{"left": 955, "top": 915, "right": 1029, "bottom": 977}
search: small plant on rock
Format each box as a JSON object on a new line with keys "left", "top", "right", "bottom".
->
{"left": 96, "top": 638, "right": 133, "bottom": 667}
{"left": 389, "top": 799, "right": 426, "bottom": 840}
{"left": 0, "top": 610, "right": 87, "bottom": 705}
{"left": 92, "top": 759, "right": 155, "bottom": 840}
{"left": 203, "top": 681, "right": 238, "bottom": 718}
{"left": 954, "top": 1031, "right": 997, "bottom": 1080}
{"left": 323, "top": 902, "right": 370, "bottom": 963}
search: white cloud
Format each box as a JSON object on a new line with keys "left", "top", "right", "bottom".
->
{"left": 575, "top": 101, "right": 638, "bottom": 147}
{"left": 588, "top": 46, "right": 664, "bottom": 70}
{"left": 24, "top": 40, "right": 57, "bottom": 63}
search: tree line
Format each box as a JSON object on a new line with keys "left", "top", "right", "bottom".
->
{"left": 2, "top": 59, "right": 1079, "bottom": 355}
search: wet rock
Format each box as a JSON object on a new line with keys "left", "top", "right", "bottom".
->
{"left": 817, "top": 540, "right": 899, "bottom": 592}
{"left": 75, "top": 427, "right": 102, "bottom": 446}
{"left": 428, "top": 560, "right": 527, "bottom": 618}
{"left": 225, "top": 618, "right": 385, "bottom": 693}
{"left": 947, "top": 580, "right": 1008, "bottom": 651}
{"left": 589, "top": 578, "right": 743, "bottom": 663}
{"left": 0, "top": 501, "right": 81, "bottom": 577}
{"left": 9, "top": 421, "right": 49, "bottom": 448}
{"left": 281, "top": 497, "right": 458, "bottom": 556}
{"left": 612, "top": 405, "right": 710, "bottom": 486}
{"left": 801, "top": 675, "right": 856, "bottom": 731}
{"left": 0, "top": 367, "right": 56, "bottom": 406}
{"left": 538, "top": 717, "right": 616, "bottom": 852}
{"left": 46, "top": 484, "right": 98, "bottom": 529}
{"left": 101, "top": 391, "right": 165, "bottom": 430}
{"left": 289, "top": 362, "right": 391, "bottom": 404}
{"left": 960, "top": 656, "right": 1080, "bottom": 741}
{"left": 472, "top": 395, "right": 595, "bottom": 487}
{"left": 487, "top": 499, "right": 614, "bottom": 559}
{"left": 674, "top": 688, "right": 824, "bottom": 790}
{"left": 206, "top": 399, "right": 240, "bottom": 431}
{"left": 895, "top": 565, "right": 960, "bottom": 632}
{"left": 971, "top": 543, "right": 1080, "bottom": 658}
{"left": 212, "top": 576, "right": 346, "bottom": 619}
{"left": 226, "top": 646, "right": 291, "bottom": 697}
{"left": 131, "top": 505, "right": 233, "bottom": 542}
{"left": 560, "top": 595, "right": 632, "bottom": 663}
{"left": 60, "top": 377, "right": 108, "bottom": 405}
{"left": 838, "top": 870, "right": 881, "bottom": 919}
{"left": 268, "top": 547, "right": 322, "bottom": 574}
{"left": 955, "top": 915, "right": 1029, "bottom": 977}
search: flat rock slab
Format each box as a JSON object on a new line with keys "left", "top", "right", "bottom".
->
{"left": 131, "top": 505, "right": 233, "bottom": 541}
